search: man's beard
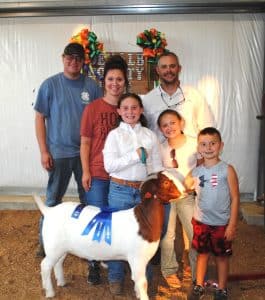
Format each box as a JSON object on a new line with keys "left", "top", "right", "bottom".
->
{"left": 161, "top": 72, "right": 179, "bottom": 85}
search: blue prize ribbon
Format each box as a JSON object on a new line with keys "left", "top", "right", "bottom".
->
{"left": 93, "top": 217, "right": 105, "bottom": 242}
{"left": 81, "top": 207, "right": 119, "bottom": 245}
{"left": 104, "top": 217, "right": 112, "bottom": 245}
{"left": 82, "top": 215, "right": 98, "bottom": 235}
{"left": 140, "top": 147, "right": 147, "bottom": 164}
{"left": 71, "top": 204, "right": 85, "bottom": 219}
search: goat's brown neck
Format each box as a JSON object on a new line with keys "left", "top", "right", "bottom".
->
{"left": 134, "top": 195, "right": 164, "bottom": 242}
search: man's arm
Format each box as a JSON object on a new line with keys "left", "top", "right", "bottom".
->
{"left": 35, "top": 111, "right": 53, "bottom": 170}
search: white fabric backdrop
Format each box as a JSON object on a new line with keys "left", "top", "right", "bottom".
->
{"left": 0, "top": 14, "right": 264, "bottom": 195}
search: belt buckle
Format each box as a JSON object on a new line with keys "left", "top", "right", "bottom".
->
{"left": 127, "top": 181, "right": 135, "bottom": 188}
{"left": 125, "top": 180, "right": 136, "bottom": 189}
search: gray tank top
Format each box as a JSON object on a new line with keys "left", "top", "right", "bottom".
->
{"left": 192, "top": 161, "right": 230, "bottom": 225}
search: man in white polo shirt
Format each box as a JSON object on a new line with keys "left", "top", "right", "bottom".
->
{"left": 143, "top": 51, "right": 215, "bottom": 141}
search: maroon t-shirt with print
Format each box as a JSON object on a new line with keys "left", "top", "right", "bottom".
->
{"left": 80, "top": 98, "right": 118, "bottom": 179}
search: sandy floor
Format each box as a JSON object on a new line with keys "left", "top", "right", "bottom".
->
{"left": 0, "top": 209, "right": 265, "bottom": 300}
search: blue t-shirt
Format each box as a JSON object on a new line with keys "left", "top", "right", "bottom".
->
{"left": 34, "top": 73, "right": 102, "bottom": 159}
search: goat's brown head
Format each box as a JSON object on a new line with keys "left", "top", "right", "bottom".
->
{"left": 140, "top": 171, "right": 183, "bottom": 204}
{"left": 156, "top": 172, "right": 182, "bottom": 203}
{"left": 136, "top": 171, "right": 184, "bottom": 242}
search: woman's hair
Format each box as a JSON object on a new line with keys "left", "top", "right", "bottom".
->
{"left": 157, "top": 109, "right": 182, "bottom": 127}
{"left": 116, "top": 92, "right": 148, "bottom": 127}
{"left": 103, "top": 54, "right": 129, "bottom": 92}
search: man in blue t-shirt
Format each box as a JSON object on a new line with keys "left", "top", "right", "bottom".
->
{"left": 34, "top": 42, "right": 102, "bottom": 257}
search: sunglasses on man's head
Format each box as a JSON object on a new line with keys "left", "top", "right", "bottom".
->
{"left": 170, "top": 149, "right": 178, "bottom": 168}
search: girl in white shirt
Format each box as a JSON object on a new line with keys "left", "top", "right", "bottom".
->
{"left": 103, "top": 92, "right": 163, "bottom": 292}
{"left": 158, "top": 109, "right": 199, "bottom": 288}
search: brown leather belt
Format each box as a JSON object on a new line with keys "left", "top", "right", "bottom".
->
{"left": 110, "top": 177, "right": 142, "bottom": 189}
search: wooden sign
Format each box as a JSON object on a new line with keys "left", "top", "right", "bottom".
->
{"left": 87, "top": 52, "right": 157, "bottom": 95}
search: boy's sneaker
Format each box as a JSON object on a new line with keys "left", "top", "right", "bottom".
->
{"left": 214, "top": 288, "right": 228, "bottom": 300}
{"left": 188, "top": 284, "right": 205, "bottom": 300}
{"left": 87, "top": 261, "right": 101, "bottom": 285}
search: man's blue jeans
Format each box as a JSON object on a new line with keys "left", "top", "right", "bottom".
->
{"left": 39, "top": 156, "right": 85, "bottom": 245}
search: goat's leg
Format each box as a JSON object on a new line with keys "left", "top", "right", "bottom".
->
{"left": 41, "top": 257, "right": 56, "bottom": 298}
{"left": 54, "top": 254, "right": 67, "bottom": 286}
{"left": 128, "top": 258, "right": 149, "bottom": 300}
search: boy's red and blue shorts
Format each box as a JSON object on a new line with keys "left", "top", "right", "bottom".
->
{"left": 191, "top": 218, "right": 232, "bottom": 256}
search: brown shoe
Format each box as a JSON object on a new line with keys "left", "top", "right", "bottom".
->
{"left": 164, "top": 274, "right": 182, "bottom": 288}
{"left": 36, "top": 244, "right": 45, "bottom": 258}
{"left": 109, "top": 281, "right": 123, "bottom": 295}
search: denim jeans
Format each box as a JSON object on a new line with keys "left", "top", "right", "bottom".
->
{"left": 85, "top": 178, "right": 110, "bottom": 269}
{"left": 160, "top": 194, "right": 197, "bottom": 281}
{"left": 39, "top": 156, "right": 85, "bottom": 245}
{"left": 107, "top": 181, "right": 141, "bottom": 283}
{"left": 84, "top": 178, "right": 109, "bottom": 208}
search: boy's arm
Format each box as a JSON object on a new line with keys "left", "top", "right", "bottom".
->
{"left": 225, "top": 165, "right": 240, "bottom": 241}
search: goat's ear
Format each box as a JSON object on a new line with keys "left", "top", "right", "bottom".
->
{"left": 140, "top": 178, "right": 158, "bottom": 198}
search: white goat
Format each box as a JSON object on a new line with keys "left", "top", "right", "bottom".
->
{"left": 34, "top": 171, "right": 184, "bottom": 299}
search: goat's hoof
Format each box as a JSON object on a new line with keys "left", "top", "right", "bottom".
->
{"left": 57, "top": 280, "right": 66, "bottom": 287}
{"left": 45, "top": 290, "right": 55, "bottom": 298}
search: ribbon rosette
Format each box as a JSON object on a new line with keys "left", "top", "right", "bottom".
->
{"left": 136, "top": 28, "right": 168, "bottom": 63}
{"left": 70, "top": 28, "right": 104, "bottom": 78}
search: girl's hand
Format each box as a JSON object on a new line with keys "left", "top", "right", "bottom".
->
{"left": 137, "top": 147, "right": 148, "bottom": 160}
{"left": 137, "top": 147, "right": 148, "bottom": 164}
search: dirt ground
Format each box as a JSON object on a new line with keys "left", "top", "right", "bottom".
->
{"left": 0, "top": 210, "right": 265, "bottom": 300}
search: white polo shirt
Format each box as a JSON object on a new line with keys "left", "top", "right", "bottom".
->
{"left": 103, "top": 122, "right": 163, "bottom": 181}
{"left": 142, "top": 85, "right": 215, "bottom": 141}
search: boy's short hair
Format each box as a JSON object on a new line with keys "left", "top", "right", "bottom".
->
{"left": 198, "top": 127, "right": 222, "bottom": 141}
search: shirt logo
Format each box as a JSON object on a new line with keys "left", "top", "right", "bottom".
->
{"left": 199, "top": 174, "right": 218, "bottom": 188}
{"left": 199, "top": 175, "right": 206, "bottom": 187}
{"left": 210, "top": 174, "right": 218, "bottom": 187}
{"left": 81, "top": 91, "right": 90, "bottom": 104}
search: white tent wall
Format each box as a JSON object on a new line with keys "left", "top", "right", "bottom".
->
{"left": 0, "top": 14, "right": 264, "bottom": 196}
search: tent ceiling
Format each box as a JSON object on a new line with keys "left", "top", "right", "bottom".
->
{"left": 0, "top": 0, "right": 265, "bottom": 17}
